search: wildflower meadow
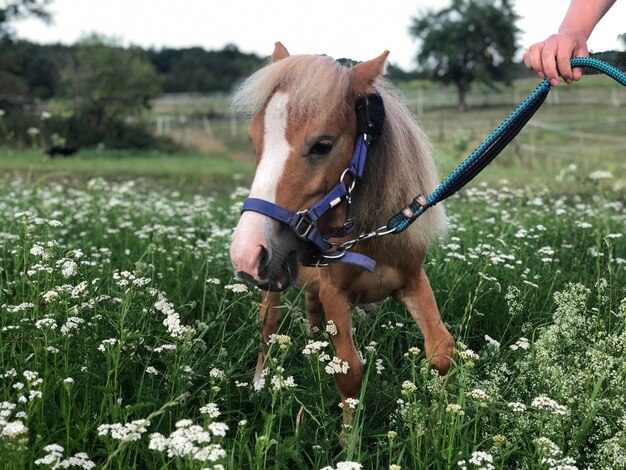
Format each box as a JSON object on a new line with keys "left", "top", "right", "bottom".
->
{"left": 0, "top": 169, "right": 624, "bottom": 469}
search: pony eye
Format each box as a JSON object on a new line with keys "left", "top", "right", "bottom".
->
{"left": 309, "top": 138, "right": 334, "bottom": 156}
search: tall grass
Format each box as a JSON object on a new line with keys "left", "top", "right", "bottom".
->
{"left": 0, "top": 170, "right": 624, "bottom": 469}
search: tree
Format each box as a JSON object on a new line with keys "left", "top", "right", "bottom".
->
{"left": 60, "top": 34, "right": 160, "bottom": 146}
{"left": 147, "top": 45, "right": 264, "bottom": 93}
{"left": 0, "top": 0, "right": 51, "bottom": 37}
{"left": 410, "top": 0, "right": 519, "bottom": 111}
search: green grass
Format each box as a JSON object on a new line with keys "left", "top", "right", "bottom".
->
{"left": 0, "top": 148, "right": 254, "bottom": 192}
{"left": 0, "top": 173, "right": 624, "bottom": 469}
{"left": 0, "top": 74, "right": 625, "bottom": 469}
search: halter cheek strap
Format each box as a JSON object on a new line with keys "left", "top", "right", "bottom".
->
{"left": 241, "top": 134, "right": 374, "bottom": 271}
{"left": 241, "top": 93, "right": 385, "bottom": 272}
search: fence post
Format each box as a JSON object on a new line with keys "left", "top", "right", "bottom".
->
{"left": 230, "top": 113, "right": 238, "bottom": 137}
{"left": 611, "top": 88, "right": 621, "bottom": 108}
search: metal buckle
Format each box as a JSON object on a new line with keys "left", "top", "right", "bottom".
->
{"left": 303, "top": 253, "right": 329, "bottom": 267}
{"left": 294, "top": 210, "right": 314, "bottom": 239}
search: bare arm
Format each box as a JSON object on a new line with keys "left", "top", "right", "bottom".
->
{"left": 523, "top": 0, "right": 617, "bottom": 85}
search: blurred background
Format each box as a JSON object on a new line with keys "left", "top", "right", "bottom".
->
{"left": 1, "top": 0, "right": 625, "bottom": 191}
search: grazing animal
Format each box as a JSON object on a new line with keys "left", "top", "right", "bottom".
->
{"left": 46, "top": 146, "right": 78, "bottom": 158}
{"left": 230, "top": 42, "right": 454, "bottom": 425}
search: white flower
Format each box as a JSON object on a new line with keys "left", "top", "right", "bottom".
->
{"left": 343, "top": 398, "right": 359, "bottom": 409}
{"left": 484, "top": 335, "right": 500, "bottom": 349}
{"left": 324, "top": 356, "right": 350, "bottom": 375}
{"left": 459, "top": 349, "right": 480, "bottom": 360}
{"left": 270, "top": 373, "right": 297, "bottom": 391}
{"left": 325, "top": 320, "right": 338, "bottom": 336}
{"left": 507, "top": 402, "right": 526, "bottom": 413}
{"left": 468, "top": 388, "right": 488, "bottom": 401}
{"left": 1, "top": 420, "right": 27, "bottom": 438}
{"left": 224, "top": 283, "right": 248, "bottom": 293}
{"left": 267, "top": 334, "right": 291, "bottom": 349}
{"left": 154, "top": 292, "right": 193, "bottom": 339}
{"left": 60, "top": 317, "right": 85, "bottom": 335}
{"left": 97, "top": 338, "right": 119, "bottom": 352}
{"left": 401, "top": 380, "right": 417, "bottom": 395}
{"left": 509, "top": 337, "right": 530, "bottom": 351}
{"left": 531, "top": 396, "right": 569, "bottom": 416}
{"left": 98, "top": 419, "right": 151, "bottom": 442}
{"left": 322, "top": 462, "right": 363, "bottom": 470}
{"left": 209, "top": 368, "right": 225, "bottom": 380}
{"left": 588, "top": 170, "right": 613, "bottom": 180}
{"left": 148, "top": 420, "right": 226, "bottom": 463}
{"left": 42, "top": 290, "right": 59, "bottom": 302}
{"left": 446, "top": 404, "right": 465, "bottom": 416}
{"left": 200, "top": 403, "right": 220, "bottom": 418}
{"left": 302, "top": 340, "right": 329, "bottom": 356}
{"left": 208, "top": 422, "right": 229, "bottom": 437}
{"left": 23, "top": 370, "right": 39, "bottom": 382}
{"left": 30, "top": 244, "right": 45, "bottom": 257}
{"left": 146, "top": 366, "right": 159, "bottom": 376}
{"left": 336, "top": 461, "right": 363, "bottom": 470}
{"left": 61, "top": 260, "right": 78, "bottom": 278}
{"left": 35, "top": 317, "right": 57, "bottom": 330}
{"left": 467, "top": 451, "right": 495, "bottom": 470}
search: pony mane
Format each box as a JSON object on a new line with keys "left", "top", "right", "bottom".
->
{"left": 233, "top": 54, "right": 446, "bottom": 256}
{"left": 232, "top": 55, "right": 351, "bottom": 120}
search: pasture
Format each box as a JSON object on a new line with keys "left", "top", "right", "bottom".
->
{"left": 1, "top": 78, "right": 625, "bottom": 469}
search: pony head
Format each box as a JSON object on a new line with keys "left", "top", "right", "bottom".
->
{"left": 229, "top": 43, "right": 389, "bottom": 291}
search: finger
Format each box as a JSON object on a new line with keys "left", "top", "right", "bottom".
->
{"left": 523, "top": 51, "right": 531, "bottom": 69}
{"left": 557, "top": 45, "right": 575, "bottom": 84}
{"left": 541, "top": 41, "right": 560, "bottom": 86}
{"left": 572, "top": 44, "right": 589, "bottom": 81}
{"left": 528, "top": 43, "right": 545, "bottom": 78}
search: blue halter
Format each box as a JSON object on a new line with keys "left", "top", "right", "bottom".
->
{"left": 241, "top": 94, "right": 385, "bottom": 272}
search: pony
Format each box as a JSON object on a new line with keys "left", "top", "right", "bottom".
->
{"left": 230, "top": 42, "right": 455, "bottom": 425}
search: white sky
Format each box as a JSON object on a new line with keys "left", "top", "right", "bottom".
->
{"left": 12, "top": 0, "right": 626, "bottom": 70}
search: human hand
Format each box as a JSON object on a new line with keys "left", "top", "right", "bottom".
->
{"left": 523, "top": 32, "right": 589, "bottom": 86}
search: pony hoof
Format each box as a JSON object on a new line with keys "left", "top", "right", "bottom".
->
{"left": 339, "top": 425, "right": 360, "bottom": 452}
{"left": 428, "top": 335, "right": 455, "bottom": 375}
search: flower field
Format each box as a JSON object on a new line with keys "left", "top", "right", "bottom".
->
{"left": 0, "top": 172, "right": 624, "bottom": 469}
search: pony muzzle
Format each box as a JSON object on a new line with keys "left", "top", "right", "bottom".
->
{"left": 230, "top": 214, "right": 301, "bottom": 292}
{"left": 235, "top": 247, "right": 298, "bottom": 292}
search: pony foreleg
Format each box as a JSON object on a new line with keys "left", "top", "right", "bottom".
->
{"left": 254, "top": 291, "right": 283, "bottom": 385}
{"left": 305, "top": 287, "right": 323, "bottom": 336}
{"left": 319, "top": 284, "right": 362, "bottom": 424}
{"left": 396, "top": 268, "right": 455, "bottom": 374}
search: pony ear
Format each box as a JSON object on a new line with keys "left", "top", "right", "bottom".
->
{"left": 272, "top": 42, "right": 290, "bottom": 62}
{"left": 351, "top": 50, "right": 390, "bottom": 93}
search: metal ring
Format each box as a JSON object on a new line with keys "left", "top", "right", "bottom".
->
{"left": 375, "top": 225, "right": 396, "bottom": 236}
{"left": 321, "top": 247, "right": 347, "bottom": 259}
{"left": 339, "top": 168, "right": 356, "bottom": 192}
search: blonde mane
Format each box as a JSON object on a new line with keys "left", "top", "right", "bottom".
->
{"left": 233, "top": 54, "right": 446, "bottom": 255}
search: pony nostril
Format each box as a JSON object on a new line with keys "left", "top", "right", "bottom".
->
{"left": 258, "top": 246, "right": 269, "bottom": 279}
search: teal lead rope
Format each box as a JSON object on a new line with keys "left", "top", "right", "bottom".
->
{"left": 386, "top": 57, "right": 626, "bottom": 234}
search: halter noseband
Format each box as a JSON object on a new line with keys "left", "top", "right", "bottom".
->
{"left": 241, "top": 93, "right": 386, "bottom": 272}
